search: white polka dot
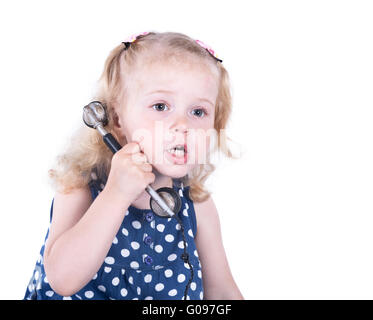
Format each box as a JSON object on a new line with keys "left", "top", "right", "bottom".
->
{"left": 112, "top": 277, "right": 120, "bottom": 286}
{"left": 144, "top": 274, "right": 152, "bottom": 283}
{"left": 155, "top": 283, "right": 164, "bottom": 291}
{"left": 188, "top": 229, "right": 194, "bottom": 237}
{"left": 130, "top": 261, "right": 139, "bottom": 269}
{"left": 184, "top": 262, "right": 190, "bottom": 269}
{"left": 155, "top": 245, "right": 163, "bottom": 253}
{"left": 28, "top": 283, "right": 34, "bottom": 292}
{"left": 121, "top": 248, "right": 130, "bottom": 257}
{"left": 84, "top": 291, "right": 94, "bottom": 298}
{"left": 164, "top": 269, "right": 173, "bottom": 278}
{"left": 179, "top": 189, "right": 183, "bottom": 197}
{"left": 194, "top": 249, "right": 199, "bottom": 257}
{"left": 198, "top": 270, "right": 202, "bottom": 278}
{"left": 45, "top": 290, "right": 54, "bottom": 297}
{"left": 36, "top": 280, "right": 42, "bottom": 291}
{"left": 178, "top": 241, "right": 185, "bottom": 249}
{"left": 185, "top": 203, "right": 189, "bottom": 209}
{"left": 183, "top": 208, "right": 188, "bottom": 216}
{"left": 112, "top": 236, "right": 118, "bottom": 244}
{"left": 75, "top": 294, "right": 82, "bottom": 300}
{"left": 168, "top": 253, "right": 177, "bottom": 261}
{"left": 132, "top": 220, "right": 141, "bottom": 229}
{"left": 176, "top": 223, "right": 181, "bottom": 230}
{"left": 145, "top": 296, "right": 153, "bottom": 300}
{"left": 63, "top": 296, "right": 72, "bottom": 300}
{"left": 165, "top": 234, "right": 174, "bottom": 242}
{"left": 34, "top": 270, "right": 40, "bottom": 280}
{"left": 156, "top": 224, "right": 165, "bottom": 232}
{"left": 105, "top": 256, "right": 115, "bottom": 264}
{"left": 98, "top": 285, "right": 106, "bottom": 292}
{"left": 120, "top": 288, "right": 128, "bottom": 297}
{"left": 190, "top": 282, "right": 197, "bottom": 291}
{"left": 128, "top": 276, "right": 134, "bottom": 284}
{"left": 131, "top": 241, "right": 140, "bottom": 250}
{"left": 104, "top": 267, "right": 112, "bottom": 273}
{"left": 122, "top": 228, "right": 129, "bottom": 236}
{"left": 137, "top": 286, "right": 141, "bottom": 295}
{"left": 168, "top": 289, "right": 177, "bottom": 296}
{"left": 150, "top": 220, "right": 155, "bottom": 229}
{"left": 200, "top": 291, "right": 204, "bottom": 299}
{"left": 177, "top": 274, "right": 186, "bottom": 283}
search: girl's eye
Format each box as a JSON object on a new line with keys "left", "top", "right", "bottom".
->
{"left": 152, "top": 103, "right": 169, "bottom": 112}
{"left": 191, "top": 108, "right": 207, "bottom": 118}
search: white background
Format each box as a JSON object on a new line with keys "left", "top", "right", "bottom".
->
{"left": 0, "top": 0, "right": 372, "bottom": 300}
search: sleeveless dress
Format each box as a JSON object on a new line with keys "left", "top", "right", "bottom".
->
{"left": 23, "top": 172, "right": 204, "bottom": 300}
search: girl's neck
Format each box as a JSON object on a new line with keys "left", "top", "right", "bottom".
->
{"left": 130, "top": 169, "right": 173, "bottom": 210}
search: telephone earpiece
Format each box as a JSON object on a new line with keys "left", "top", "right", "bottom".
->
{"left": 83, "top": 101, "right": 181, "bottom": 217}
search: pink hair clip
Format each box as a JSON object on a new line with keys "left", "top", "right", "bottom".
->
{"left": 195, "top": 39, "right": 223, "bottom": 63}
{"left": 122, "top": 32, "right": 150, "bottom": 50}
{"left": 123, "top": 31, "right": 150, "bottom": 43}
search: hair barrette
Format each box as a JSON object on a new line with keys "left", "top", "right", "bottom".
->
{"left": 195, "top": 39, "right": 223, "bottom": 63}
{"left": 122, "top": 31, "right": 150, "bottom": 50}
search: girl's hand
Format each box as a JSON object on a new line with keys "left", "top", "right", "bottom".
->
{"left": 105, "top": 140, "right": 155, "bottom": 205}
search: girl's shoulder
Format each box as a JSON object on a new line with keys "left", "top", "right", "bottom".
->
{"left": 88, "top": 167, "right": 108, "bottom": 199}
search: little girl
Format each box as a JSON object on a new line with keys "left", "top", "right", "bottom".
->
{"left": 24, "top": 31, "right": 243, "bottom": 300}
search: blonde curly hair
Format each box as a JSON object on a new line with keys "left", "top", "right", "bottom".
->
{"left": 48, "top": 31, "right": 235, "bottom": 202}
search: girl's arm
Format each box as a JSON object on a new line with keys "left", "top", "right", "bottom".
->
{"left": 194, "top": 196, "right": 244, "bottom": 300}
{"left": 44, "top": 186, "right": 131, "bottom": 297}
{"left": 44, "top": 142, "right": 154, "bottom": 297}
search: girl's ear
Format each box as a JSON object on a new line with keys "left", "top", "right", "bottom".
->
{"left": 112, "top": 109, "right": 122, "bottom": 129}
{"left": 111, "top": 108, "right": 127, "bottom": 145}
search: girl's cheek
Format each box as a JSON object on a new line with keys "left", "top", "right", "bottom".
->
{"left": 184, "top": 134, "right": 209, "bottom": 165}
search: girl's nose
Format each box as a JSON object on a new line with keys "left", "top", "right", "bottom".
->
{"left": 174, "top": 126, "right": 188, "bottom": 133}
{"left": 171, "top": 118, "right": 188, "bottom": 134}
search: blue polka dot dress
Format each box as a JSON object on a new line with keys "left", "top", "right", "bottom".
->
{"left": 24, "top": 171, "right": 204, "bottom": 300}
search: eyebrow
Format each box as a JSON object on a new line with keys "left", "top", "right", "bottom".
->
{"left": 146, "top": 89, "right": 215, "bottom": 107}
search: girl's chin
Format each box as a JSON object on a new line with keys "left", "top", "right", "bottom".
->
{"left": 152, "top": 162, "right": 193, "bottom": 179}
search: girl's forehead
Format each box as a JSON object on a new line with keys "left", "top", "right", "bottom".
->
{"left": 127, "top": 59, "right": 219, "bottom": 98}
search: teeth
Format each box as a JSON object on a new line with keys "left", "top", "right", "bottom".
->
{"left": 174, "top": 149, "right": 185, "bottom": 156}
{"left": 168, "top": 145, "right": 186, "bottom": 156}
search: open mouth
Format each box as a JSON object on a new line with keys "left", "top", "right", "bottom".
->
{"left": 165, "top": 144, "right": 188, "bottom": 164}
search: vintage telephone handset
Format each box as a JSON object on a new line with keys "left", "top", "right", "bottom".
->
{"left": 82, "top": 101, "right": 181, "bottom": 218}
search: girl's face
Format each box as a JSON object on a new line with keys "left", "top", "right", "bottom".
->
{"left": 115, "top": 59, "right": 219, "bottom": 179}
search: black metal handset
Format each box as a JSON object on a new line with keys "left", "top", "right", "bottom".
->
{"left": 82, "top": 101, "right": 181, "bottom": 218}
